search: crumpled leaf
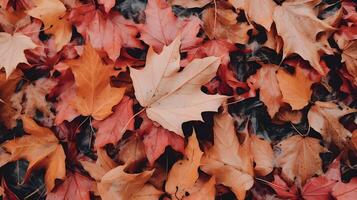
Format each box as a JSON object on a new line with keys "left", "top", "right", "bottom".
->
{"left": 93, "top": 96, "right": 134, "bottom": 148}
{"left": 308, "top": 101, "right": 357, "bottom": 149}
{"left": 165, "top": 132, "right": 203, "bottom": 199}
{"left": 0, "top": 32, "right": 36, "bottom": 78}
{"left": 275, "top": 135, "right": 327, "bottom": 185}
{"left": 1, "top": 117, "right": 66, "bottom": 191}
{"left": 130, "top": 37, "right": 227, "bottom": 136}
{"left": 66, "top": 43, "right": 125, "bottom": 120}
{"left": 183, "top": 176, "right": 216, "bottom": 200}
{"left": 139, "top": 0, "right": 203, "bottom": 52}
{"left": 273, "top": 0, "right": 334, "bottom": 75}
{"left": 27, "top": 0, "right": 72, "bottom": 51}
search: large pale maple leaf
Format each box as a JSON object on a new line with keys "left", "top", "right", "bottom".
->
{"left": 130, "top": 37, "right": 227, "bottom": 136}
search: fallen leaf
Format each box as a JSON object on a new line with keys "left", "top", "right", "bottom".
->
{"left": 0, "top": 32, "right": 36, "bottom": 78}
{"left": 248, "top": 64, "right": 282, "bottom": 117}
{"left": 81, "top": 148, "right": 116, "bottom": 181}
{"left": 273, "top": 0, "right": 334, "bottom": 75}
{"left": 229, "top": 0, "right": 276, "bottom": 31}
{"left": 93, "top": 96, "right": 134, "bottom": 148}
{"left": 117, "top": 134, "right": 147, "bottom": 168}
{"left": 200, "top": 113, "right": 257, "bottom": 199}
{"left": 139, "top": 114, "right": 185, "bottom": 165}
{"left": 340, "top": 40, "right": 357, "bottom": 85}
{"left": 276, "top": 65, "right": 314, "bottom": 110}
{"left": 130, "top": 37, "right": 227, "bottom": 136}
{"left": 202, "top": 6, "right": 252, "bottom": 44}
{"left": 165, "top": 132, "right": 203, "bottom": 199}
{"left": 139, "top": 0, "right": 203, "bottom": 52}
{"left": 46, "top": 172, "right": 94, "bottom": 200}
{"left": 250, "top": 134, "right": 274, "bottom": 176}
{"left": 99, "top": 0, "right": 115, "bottom": 13}
{"left": 184, "top": 176, "right": 216, "bottom": 200}
{"left": 308, "top": 101, "right": 357, "bottom": 148}
{"left": 27, "top": 0, "right": 72, "bottom": 51}
{"left": 332, "top": 178, "right": 357, "bottom": 200}
{"left": 170, "top": 0, "right": 212, "bottom": 8}
{"left": 1, "top": 117, "right": 66, "bottom": 191}
{"left": 269, "top": 175, "right": 298, "bottom": 199}
{"left": 97, "top": 165, "right": 154, "bottom": 200}
{"left": 66, "top": 43, "right": 125, "bottom": 120}
{"left": 275, "top": 135, "right": 326, "bottom": 184}
{"left": 301, "top": 176, "right": 337, "bottom": 200}
{"left": 131, "top": 184, "right": 163, "bottom": 200}
{"left": 69, "top": 4, "right": 141, "bottom": 60}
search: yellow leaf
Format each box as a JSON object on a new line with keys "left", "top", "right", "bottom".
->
{"left": 1, "top": 117, "right": 66, "bottom": 191}
{"left": 0, "top": 32, "right": 36, "bottom": 78}
{"left": 275, "top": 135, "right": 327, "bottom": 185}
{"left": 27, "top": 0, "right": 72, "bottom": 51}
{"left": 67, "top": 43, "right": 125, "bottom": 120}
{"left": 165, "top": 132, "right": 203, "bottom": 199}
{"left": 130, "top": 37, "right": 227, "bottom": 136}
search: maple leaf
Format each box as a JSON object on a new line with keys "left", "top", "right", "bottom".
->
{"left": 0, "top": 32, "right": 36, "bottom": 78}
{"left": 308, "top": 101, "right": 357, "bottom": 149}
{"left": 201, "top": 113, "right": 273, "bottom": 199}
{"left": 276, "top": 65, "right": 314, "bottom": 110}
{"left": 66, "top": 43, "right": 125, "bottom": 120}
{"left": 202, "top": 6, "right": 252, "bottom": 44}
{"left": 27, "top": 0, "right": 72, "bottom": 51}
{"left": 69, "top": 4, "right": 142, "bottom": 61}
{"left": 165, "top": 132, "right": 203, "bottom": 199}
{"left": 273, "top": 0, "right": 335, "bottom": 75}
{"left": 97, "top": 165, "right": 154, "bottom": 200}
{"left": 46, "top": 172, "right": 94, "bottom": 200}
{"left": 130, "top": 37, "right": 227, "bottom": 136}
{"left": 269, "top": 175, "right": 299, "bottom": 199}
{"left": 93, "top": 96, "right": 134, "bottom": 148}
{"left": 0, "top": 117, "right": 66, "bottom": 191}
{"left": 170, "top": 0, "right": 212, "bottom": 8}
{"left": 139, "top": 0, "right": 203, "bottom": 52}
{"left": 275, "top": 135, "right": 327, "bottom": 185}
{"left": 248, "top": 64, "right": 282, "bottom": 118}
{"left": 301, "top": 176, "right": 337, "bottom": 200}
{"left": 117, "top": 134, "right": 147, "bottom": 168}
{"left": 229, "top": 0, "right": 277, "bottom": 31}
{"left": 81, "top": 149, "right": 154, "bottom": 200}
{"left": 139, "top": 114, "right": 185, "bottom": 165}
